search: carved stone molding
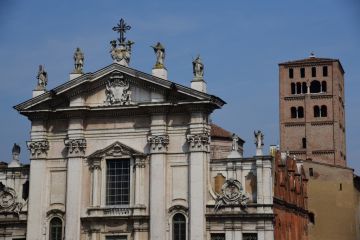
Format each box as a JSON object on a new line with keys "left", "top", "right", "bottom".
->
{"left": 214, "top": 178, "right": 249, "bottom": 211}
{"left": 168, "top": 205, "right": 188, "bottom": 214}
{"left": 147, "top": 135, "right": 169, "bottom": 152}
{"left": 64, "top": 138, "right": 87, "bottom": 155}
{"left": 186, "top": 133, "right": 210, "bottom": 151}
{"left": 27, "top": 140, "right": 49, "bottom": 157}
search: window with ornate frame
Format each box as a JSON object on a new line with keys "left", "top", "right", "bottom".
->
{"left": 106, "top": 159, "right": 130, "bottom": 205}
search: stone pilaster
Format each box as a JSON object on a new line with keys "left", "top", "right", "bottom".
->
{"left": 148, "top": 114, "right": 167, "bottom": 240}
{"left": 89, "top": 159, "right": 101, "bottom": 207}
{"left": 187, "top": 111, "right": 210, "bottom": 240}
{"left": 64, "top": 118, "right": 85, "bottom": 240}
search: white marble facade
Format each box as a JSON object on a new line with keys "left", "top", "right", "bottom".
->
{"left": 12, "top": 63, "right": 274, "bottom": 240}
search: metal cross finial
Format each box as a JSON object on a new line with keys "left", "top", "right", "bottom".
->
{"left": 112, "top": 18, "right": 131, "bottom": 44}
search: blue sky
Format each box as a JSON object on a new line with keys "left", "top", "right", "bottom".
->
{"left": 0, "top": 1, "right": 359, "bottom": 173}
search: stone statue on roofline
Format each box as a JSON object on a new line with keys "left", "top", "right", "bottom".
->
{"left": 36, "top": 65, "right": 48, "bottom": 90}
{"left": 152, "top": 42, "right": 166, "bottom": 69}
{"left": 73, "top": 47, "right": 84, "bottom": 74}
{"left": 254, "top": 130, "right": 264, "bottom": 156}
{"left": 192, "top": 55, "right": 204, "bottom": 79}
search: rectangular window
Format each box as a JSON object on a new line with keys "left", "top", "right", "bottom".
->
{"left": 339, "top": 183, "right": 342, "bottom": 191}
{"left": 323, "top": 66, "right": 328, "bottom": 77}
{"left": 106, "top": 159, "right": 130, "bottom": 205}
{"left": 300, "top": 68, "right": 305, "bottom": 78}
{"left": 289, "top": 68, "right": 294, "bottom": 78}
{"left": 211, "top": 234, "right": 225, "bottom": 240}
{"left": 309, "top": 168, "right": 314, "bottom": 177}
{"left": 311, "top": 67, "right": 316, "bottom": 77}
{"left": 302, "top": 137, "right": 307, "bottom": 148}
{"left": 243, "top": 233, "right": 258, "bottom": 240}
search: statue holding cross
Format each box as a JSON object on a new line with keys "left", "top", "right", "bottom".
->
{"left": 110, "top": 18, "right": 135, "bottom": 66}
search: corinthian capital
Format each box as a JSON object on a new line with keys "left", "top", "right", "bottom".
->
{"left": 186, "top": 133, "right": 210, "bottom": 151}
{"left": 147, "top": 135, "right": 169, "bottom": 152}
{"left": 64, "top": 138, "right": 87, "bottom": 156}
{"left": 27, "top": 140, "right": 49, "bottom": 158}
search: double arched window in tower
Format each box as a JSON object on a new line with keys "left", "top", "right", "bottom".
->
{"left": 314, "top": 105, "right": 327, "bottom": 118}
{"left": 291, "top": 106, "right": 304, "bottom": 119}
{"left": 291, "top": 80, "right": 327, "bottom": 94}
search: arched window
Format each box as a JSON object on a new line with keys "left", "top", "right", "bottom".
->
{"left": 296, "top": 82, "right": 301, "bottom": 94}
{"left": 291, "top": 107, "right": 297, "bottom": 118}
{"left": 291, "top": 83, "right": 295, "bottom": 94}
{"left": 298, "top": 107, "right": 304, "bottom": 118}
{"left": 310, "top": 80, "right": 321, "bottom": 93}
{"left": 321, "top": 105, "right": 327, "bottom": 117}
{"left": 314, "top": 106, "right": 320, "bottom": 117}
{"left": 302, "top": 82, "right": 307, "bottom": 94}
{"left": 49, "top": 217, "right": 63, "bottom": 240}
{"left": 173, "top": 213, "right": 186, "bottom": 240}
{"left": 321, "top": 81, "right": 327, "bottom": 92}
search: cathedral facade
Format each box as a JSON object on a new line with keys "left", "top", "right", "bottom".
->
{"left": 4, "top": 20, "right": 277, "bottom": 240}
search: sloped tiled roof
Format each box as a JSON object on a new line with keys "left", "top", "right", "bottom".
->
{"left": 210, "top": 123, "right": 245, "bottom": 143}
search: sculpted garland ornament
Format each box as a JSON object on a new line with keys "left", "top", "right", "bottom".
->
{"left": 214, "top": 178, "right": 249, "bottom": 211}
{"left": 105, "top": 72, "right": 131, "bottom": 105}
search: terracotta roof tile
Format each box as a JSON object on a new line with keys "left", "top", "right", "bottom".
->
{"left": 210, "top": 123, "right": 245, "bottom": 143}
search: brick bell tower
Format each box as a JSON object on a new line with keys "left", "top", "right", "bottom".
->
{"left": 279, "top": 53, "right": 346, "bottom": 166}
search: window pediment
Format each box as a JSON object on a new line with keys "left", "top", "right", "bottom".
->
{"left": 88, "top": 141, "right": 146, "bottom": 160}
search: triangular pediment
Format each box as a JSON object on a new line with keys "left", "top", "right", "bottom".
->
{"left": 88, "top": 141, "right": 146, "bottom": 159}
{"left": 14, "top": 63, "right": 225, "bottom": 115}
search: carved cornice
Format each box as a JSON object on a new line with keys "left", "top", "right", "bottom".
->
{"left": 147, "top": 135, "right": 169, "bottom": 152}
{"left": 64, "top": 138, "right": 87, "bottom": 156}
{"left": 187, "top": 133, "right": 210, "bottom": 151}
{"left": 27, "top": 140, "right": 49, "bottom": 158}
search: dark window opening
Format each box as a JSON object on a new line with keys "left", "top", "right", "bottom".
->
{"left": 309, "top": 212, "right": 315, "bottom": 224}
{"left": 314, "top": 106, "right": 320, "bottom": 117}
{"left": 321, "top": 105, "right": 327, "bottom": 117}
{"left": 310, "top": 80, "right": 321, "bottom": 93}
{"left": 311, "top": 67, "right": 316, "bottom": 77}
{"left": 291, "top": 83, "right": 295, "bottom": 94}
{"left": 291, "top": 107, "right": 297, "bottom": 118}
{"left": 296, "top": 82, "right": 301, "bottom": 94}
{"left": 289, "top": 68, "right": 294, "bottom": 79}
{"left": 173, "top": 213, "right": 186, "bottom": 240}
{"left": 0, "top": 182, "right": 4, "bottom": 191}
{"left": 211, "top": 234, "right": 225, "bottom": 240}
{"left": 22, "top": 181, "right": 29, "bottom": 200}
{"left": 302, "top": 138, "right": 307, "bottom": 149}
{"left": 106, "top": 236, "right": 127, "bottom": 240}
{"left": 49, "top": 217, "right": 63, "bottom": 240}
{"left": 339, "top": 183, "right": 342, "bottom": 191}
{"left": 298, "top": 107, "right": 304, "bottom": 118}
{"left": 321, "top": 81, "right": 327, "bottom": 92}
{"left": 300, "top": 68, "right": 305, "bottom": 78}
{"left": 243, "top": 233, "right": 258, "bottom": 240}
{"left": 302, "top": 82, "right": 307, "bottom": 94}
{"left": 106, "top": 159, "right": 130, "bottom": 205}
{"left": 309, "top": 168, "right": 314, "bottom": 177}
{"left": 323, "top": 66, "right": 328, "bottom": 77}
